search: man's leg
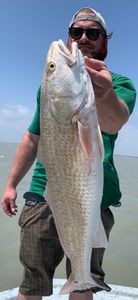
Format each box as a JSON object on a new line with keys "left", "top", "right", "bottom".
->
{"left": 17, "top": 291, "right": 93, "bottom": 300}
{"left": 91, "top": 208, "right": 114, "bottom": 290}
{"left": 17, "top": 294, "right": 42, "bottom": 300}
{"left": 18, "top": 200, "right": 64, "bottom": 299}
{"left": 69, "top": 291, "right": 93, "bottom": 300}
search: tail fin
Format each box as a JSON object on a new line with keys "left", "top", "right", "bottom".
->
{"left": 59, "top": 273, "right": 111, "bottom": 295}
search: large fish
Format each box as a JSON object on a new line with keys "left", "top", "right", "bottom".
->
{"left": 38, "top": 40, "right": 111, "bottom": 294}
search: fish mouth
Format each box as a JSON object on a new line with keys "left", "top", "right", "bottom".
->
{"left": 58, "top": 39, "right": 78, "bottom": 66}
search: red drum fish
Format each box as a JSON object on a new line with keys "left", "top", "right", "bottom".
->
{"left": 38, "top": 40, "right": 110, "bottom": 294}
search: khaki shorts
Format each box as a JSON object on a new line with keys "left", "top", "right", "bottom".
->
{"left": 18, "top": 194, "right": 114, "bottom": 296}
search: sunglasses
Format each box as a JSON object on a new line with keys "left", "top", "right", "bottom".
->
{"left": 69, "top": 27, "right": 105, "bottom": 41}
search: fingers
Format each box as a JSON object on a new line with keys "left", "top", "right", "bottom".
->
{"left": 84, "top": 56, "right": 107, "bottom": 71}
{"left": 1, "top": 188, "right": 18, "bottom": 217}
{"left": 2, "top": 198, "right": 18, "bottom": 217}
{"left": 2, "top": 202, "right": 12, "bottom": 217}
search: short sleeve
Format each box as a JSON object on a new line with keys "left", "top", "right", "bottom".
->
{"left": 111, "top": 72, "right": 136, "bottom": 114}
{"left": 28, "top": 87, "right": 41, "bottom": 135}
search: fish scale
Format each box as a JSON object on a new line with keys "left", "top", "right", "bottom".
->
{"left": 41, "top": 113, "right": 96, "bottom": 252}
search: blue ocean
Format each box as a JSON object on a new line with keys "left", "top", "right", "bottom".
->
{"left": 0, "top": 142, "right": 138, "bottom": 292}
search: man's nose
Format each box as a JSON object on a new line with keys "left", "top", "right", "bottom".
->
{"left": 79, "top": 32, "right": 89, "bottom": 41}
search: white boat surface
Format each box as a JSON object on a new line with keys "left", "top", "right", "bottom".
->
{"left": 0, "top": 279, "right": 138, "bottom": 300}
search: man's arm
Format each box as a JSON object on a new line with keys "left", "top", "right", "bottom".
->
{"left": 84, "top": 57, "right": 129, "bottom": 134}
{"left": 1, "top": 131, "right": 39, "bottom": 217}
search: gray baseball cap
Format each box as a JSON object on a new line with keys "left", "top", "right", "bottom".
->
{"left": 69, "top": 7, "right": 106, "bottom": 31}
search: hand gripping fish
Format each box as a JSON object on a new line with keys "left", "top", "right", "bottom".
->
{"left": 38, "top": 40, "right": 111, "bottom": 294}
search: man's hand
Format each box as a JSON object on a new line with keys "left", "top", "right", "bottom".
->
{"left": 1, "top": 187, "right": 18, "bottom": 217}
{"left": 84, "top": 56, "right": 112, "bottom": 99}
{"left": 1, "top": 131, "right": 39, "bottom": 217}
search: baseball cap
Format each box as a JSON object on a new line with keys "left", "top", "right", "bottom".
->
{"left": 69, "top": 7, "right": 106, "bottom": 31}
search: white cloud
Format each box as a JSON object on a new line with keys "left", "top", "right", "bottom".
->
{"left": 0, "top": 104, "right": 33, "bottom": 142}
{"left": 1, "top": 105, "right": 30, "bottom": 119}
{"left": 0, "top": 104, "right": 138, "bottom": 157}
{"left": 115, "top": 110, "right": 138, "bottom": 157}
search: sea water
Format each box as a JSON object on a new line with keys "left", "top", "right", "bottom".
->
{"left": 0, "top": 142, "right": 138, "bottom": 292}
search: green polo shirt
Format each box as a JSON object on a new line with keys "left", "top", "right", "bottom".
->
{"left": 28, "top": 72, "right": 136, "bottom": 207}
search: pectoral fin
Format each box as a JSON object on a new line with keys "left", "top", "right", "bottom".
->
{"left": 77, "top": 121, "right": 94, "bottom": 175}
{"left": 77, "top": 121, "right": 93, "bottom": 159}
{"left": 93, "top": 217, "right": 108, "bottom": 248}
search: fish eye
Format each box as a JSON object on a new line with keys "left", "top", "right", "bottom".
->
{"left": 47, "top": 62, "right": 56, "bottom": 72}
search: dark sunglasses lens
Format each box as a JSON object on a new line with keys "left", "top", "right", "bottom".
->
{"left": 87, "top": 29, "right": 100, "bottom": 40}
{"left": 70, "top": 28, "right": 101, "bottom": 41}
{"left": 69, "top": 28, "right": 83, "bottom": 39}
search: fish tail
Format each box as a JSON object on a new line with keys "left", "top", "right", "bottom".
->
{"left": 59, "top": 274, "right": 111, "bottom": 294}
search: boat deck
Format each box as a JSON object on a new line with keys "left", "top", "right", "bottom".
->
{"left": 0, "top": 279, "right": 138, "bottom": 299}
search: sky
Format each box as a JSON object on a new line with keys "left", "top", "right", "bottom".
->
{"left": 0, "top": 0, "right": 138, "bottom": 157}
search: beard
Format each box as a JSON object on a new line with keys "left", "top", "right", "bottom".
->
{"left": 78, "top": 40, "right": 107, "bottom": 61}
{"left": 78, "top": 46, "right": 107, "bottom": 60}
{"left": 87, "top": 48, "right": 107, "bottom": 60}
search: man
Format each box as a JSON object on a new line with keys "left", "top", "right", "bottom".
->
{"left": 1, "top": 7, "right": 136, "bottom": 300}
